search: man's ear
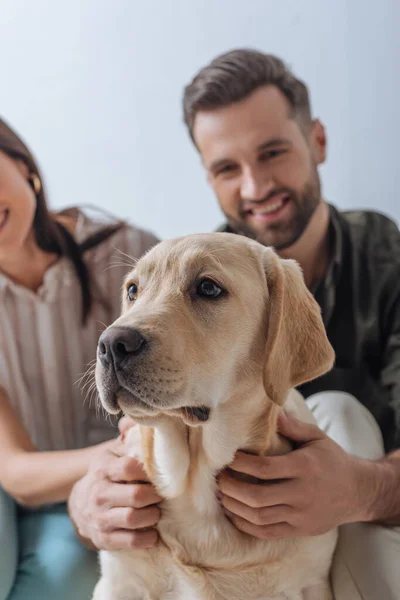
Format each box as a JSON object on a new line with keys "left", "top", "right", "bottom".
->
{"left": 262, "top": 248, "right": 334, "bottom": 405}
{"left": 309, "top": 119, "right": 327, "bottom": 165}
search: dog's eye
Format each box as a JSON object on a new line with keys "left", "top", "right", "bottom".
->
{"left": 127, "top": 283, "right": 138, "bottom": 302}
{"left": 196, "top": 278, "right": 224, "bottom": 299}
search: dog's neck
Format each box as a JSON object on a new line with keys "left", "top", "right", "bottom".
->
{"left": 137, "top": 387, "right": 291, "bottom": 516}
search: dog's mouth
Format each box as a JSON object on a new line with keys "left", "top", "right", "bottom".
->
{"left": 121, "top": 403, "right": 211, "bottom": 426}
{"left": 103, "top": 386, "right": 211, "bottom": 426}
{"left": 180, "top": 405, "right": 211, "bottom": 424}
{"left": 97, "top": 354, "right": 213, "bottom": 426}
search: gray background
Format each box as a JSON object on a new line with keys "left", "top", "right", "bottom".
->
{"left": 1, "top": 0, "right": 398, "bottom": 238}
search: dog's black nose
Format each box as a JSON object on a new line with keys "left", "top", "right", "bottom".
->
{"left": 98, "top": 327, "right": 147, "bottom": 368}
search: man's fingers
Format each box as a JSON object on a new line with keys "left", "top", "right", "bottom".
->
{"left": 278, "top": 411, "right": 325, "bottom": 444}
{"left": 218, "top": 472, "right": 295, "bottom": 508}
{"left": 229, "top": 452, "right": 296, "bottom": 480}
{"left": 99, "top": 506, "right": 161, "bottom": 532}
{"left": 97, "top": 482, "right": 163, "bottom": 509}
{"left": 224, "top": 510, "right": 295, "bottom": 540}
{"left": 104, "top": 454, "right": 149, "bottom": 484}
{"left": 99, "top": 528, "right": 158, "bottom": 551}
{"left": 220, "top": 494, "right": 292, "bottom": 527}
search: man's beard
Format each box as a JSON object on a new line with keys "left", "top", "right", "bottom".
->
{"left": 225, "top": 173, "right": 322, "bottom": 251}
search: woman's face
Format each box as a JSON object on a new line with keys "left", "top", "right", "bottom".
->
{"left": 0, "top": 150, "right": 37, "bottom": 260}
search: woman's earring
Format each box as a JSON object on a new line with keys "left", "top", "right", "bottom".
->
{"left": 30, "top": 173, "right": 42, "bottom": 195}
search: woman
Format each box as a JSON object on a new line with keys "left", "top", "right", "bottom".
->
{"left": 0, "top": 117, "right": 159, "bottom": 599}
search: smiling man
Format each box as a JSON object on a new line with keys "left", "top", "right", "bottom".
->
{"left": 190, "top": 84, "right": 324, "bottom": 256}
{"left": 69, "top": 50, "right": 400, "bottom": 600}
{"left": 182, "top": 49, "right": 400, "bottom": 599}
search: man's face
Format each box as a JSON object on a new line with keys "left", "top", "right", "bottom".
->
{"left": 193, "top": 86, "right": 326, "bottom": 250}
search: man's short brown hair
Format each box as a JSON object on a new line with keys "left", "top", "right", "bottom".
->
{"left": 183, "top": 49, "right": 312, "bottom": 143}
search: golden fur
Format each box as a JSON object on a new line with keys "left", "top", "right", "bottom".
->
{"left": 93, "top": 233, "right": 337, "bottom": 600}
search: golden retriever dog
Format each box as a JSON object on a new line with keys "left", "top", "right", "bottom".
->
{"left": 93, "top": 233, "right": 337, "bottom": 600}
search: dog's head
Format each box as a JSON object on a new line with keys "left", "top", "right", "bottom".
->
{"left": 96, "top": 233, "right": 334, "bottom": 426}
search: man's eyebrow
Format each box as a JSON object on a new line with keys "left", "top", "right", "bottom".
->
{"left": 208, "top": 157, "right": 234, "bottom": 172}
{"left": 208, "top": 138, "right": 293, "bottom": 171}
{"left": 257, "top": 137, "right": 293, "bottom": 151}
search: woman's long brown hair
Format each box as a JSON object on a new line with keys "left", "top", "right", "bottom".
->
{"left": 0, "top": 117, "right": 125, "bottom": 323}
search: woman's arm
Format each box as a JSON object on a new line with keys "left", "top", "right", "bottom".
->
{"left": 0, "top": 389, "right": 116, "bottom": 507}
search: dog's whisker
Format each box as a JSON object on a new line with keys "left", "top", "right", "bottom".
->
{"left": 104, "top": 261, "right": 136, "bottom": 272}
{"left": 83, "top": 383, "right": 98, "bottom": 407}
{"left": 112, "top": 248, "right": 139, "bottom": 268}
{"left": 114, "top": 247, "right": 138, "bottom": 262}
{"left": 76, "top": 361, "right": 98, "bottom": 405}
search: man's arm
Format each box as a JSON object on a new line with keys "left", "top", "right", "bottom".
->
{"left": 368, "top": 450, "right": 400, "bottom": 525}
{"left": 369, "top": 268, "right": 400, "bottom": 523}
{"left": 218, "top": 412, "right": 400, "bottom": 540}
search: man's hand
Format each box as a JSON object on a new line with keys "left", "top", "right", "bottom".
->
{"left": 219, "top": 412, "right": 372, "bottom": 540}
{"left": 68, "top": 434, "right": 163, "bottom": 551}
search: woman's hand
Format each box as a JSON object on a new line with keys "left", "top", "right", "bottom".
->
{"left": 68, "top": 434, "right": 163, "bottom": 551}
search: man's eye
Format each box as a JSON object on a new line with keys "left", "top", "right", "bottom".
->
{"left": 260, "top": 149, "right": 286, "bottom": 161}
{"left": 215, "top": 164, "right": 238, "bottom": 176}
{"left": 196, "top": 278, "right": 225, "bottom": 299}
{"left": 127, "top": 283, "right": 138, "bottom": 302}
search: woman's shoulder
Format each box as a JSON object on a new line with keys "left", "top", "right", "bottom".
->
{"left": 60, "top": 205, "right": 159, "bottom": 262}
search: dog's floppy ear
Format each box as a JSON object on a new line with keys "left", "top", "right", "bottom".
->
{"left": 262, "top": 248, "right": 334, "bottom": 405}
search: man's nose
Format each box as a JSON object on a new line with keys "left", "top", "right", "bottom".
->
{"left": 98, "top": 326, "right": 147, "bottom": 369}
{"left": 240, "top": 167, "right": 274, "bottom": 202}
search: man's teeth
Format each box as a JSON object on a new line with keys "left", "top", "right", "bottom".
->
{"left": 251, "top": 198, "right": 286, "bottom": 215}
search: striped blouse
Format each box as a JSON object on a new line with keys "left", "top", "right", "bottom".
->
{"left": 0, "top": 210, "right": 158, "bottom": 451}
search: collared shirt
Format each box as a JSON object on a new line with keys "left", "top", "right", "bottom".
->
{"left": 0, "top": 210, "right": 159, "bottom": 451}
{"left": 219, "top": 205, "right": 400, "bottom": 451}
